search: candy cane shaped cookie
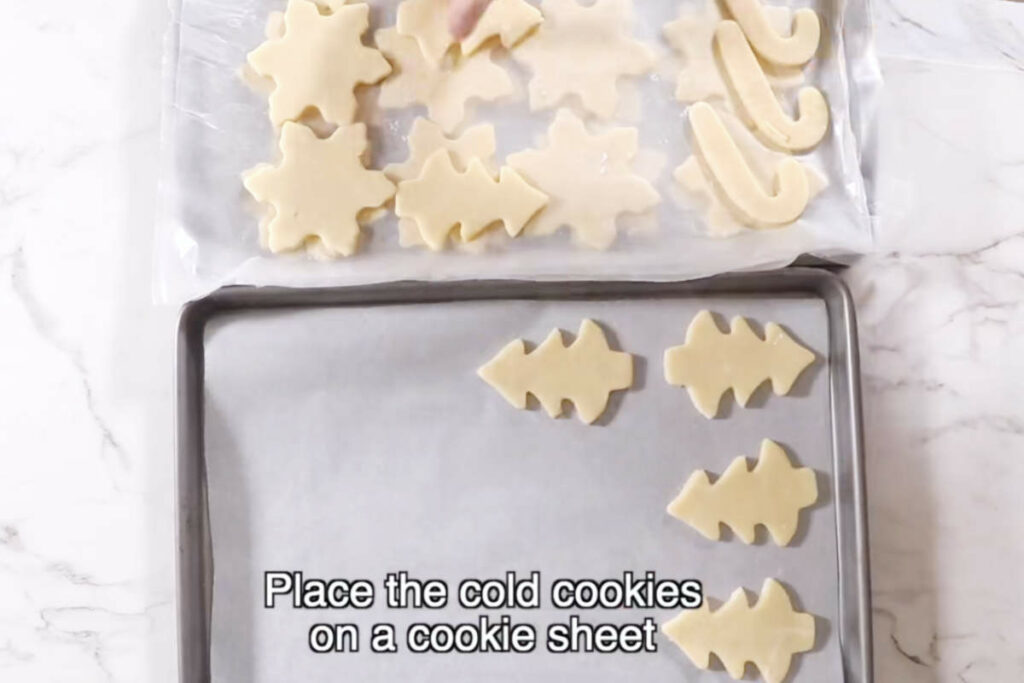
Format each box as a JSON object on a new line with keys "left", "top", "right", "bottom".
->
{"left": 716, "top": 21, "right": 828, "bottom": 152}
{"left": 721, "top": 0, "right": 820, "bottom": 66}
{"left": 688, "top": 103, "right": 809, "bottom": 226}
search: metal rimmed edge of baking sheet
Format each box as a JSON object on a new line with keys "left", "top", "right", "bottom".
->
{"left": 175, "top": 268, "right": 872, "bottom": 683}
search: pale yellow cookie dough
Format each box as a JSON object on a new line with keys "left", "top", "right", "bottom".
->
{"left": 395, "top": 149, "right": 549, "bottom": 250}
{"left": 716, "top": 21, "right": 829, "bottom": 152}
{"left": 313, "top": 0, "right": 350, "bottom": 12}
{"left": 461, "top": 0, "right": 543, "bottom": 54}
{"left": 243, "top": 123, "right": 396, "bottom": 257}
{"left": 664, "top": 310, "right": 815, "bottom": 418}
{"left": 667, "top": 439, "right": 818, "bottom": 545}
{"left": 506, "top": 109, "right": 660, "bottom": 249}
{"left": 662, "top": 579, "right": 816, "bottom": 683}
{"left": 478, "top": 319, "right": 633, "bottom": 424}
{"left": 396, "top": 0, "right": 542, "bottom": 65}
{"left": 384, "top": 118, "right": 500, "bottom": 250}
{"left": 675, "top": 108, "right": 827, "bottom": 235}
{"left": 687, "top": 102, "right": 810, "bottom": 226}
{"left": 663, "top": 0, "right": 804, "bottom": 104}
{"left": 721, "top": 0, "right": 821, "bottom": 67}
{"left": 384, "top": 117, "right": 498, "bottom": 182}
{"left": 247, "top": 0, "right": 392, "bottom": 126}
{"left": 512, "top": 0, "right": 654, "bottom": 119}
{"left": 376, "top": 27, "right": 514, "bottom": 133}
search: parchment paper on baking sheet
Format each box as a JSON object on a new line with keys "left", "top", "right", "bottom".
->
{"left": 202, "top": 295, "right": 843, "bottom": 681}
{"left": 157, "top": 0, "right": 879, "bottom": 300}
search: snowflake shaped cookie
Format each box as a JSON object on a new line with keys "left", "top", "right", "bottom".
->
{"left": 397, "top": 0, "right": 543, "bottom": 65}
{"left": 376, "top": 27, "right": 514, "bottom": 133}
{"left": 247, "top": 0, "right": 392, "bottom": 126}
{"left": 243, "top": 123, "right": 396, "bottom": 256}
{"left": 512, "top": 0, "right": 654, "bottom": 119}
{"left": 664, "top": 1, "right": 803, "bottom": 103}
{"left": 506, "top": 109, "right": 660, "bottom": 249}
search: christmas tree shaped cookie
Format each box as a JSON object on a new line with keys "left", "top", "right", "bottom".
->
{"left": 664, "top": 310, "right": 815, "bottom": 418}
{"left": 479, "top": 320, "right": 633, "bottom": 424}
{"left": 395, "top": 149, "right": 549, "bottom": 249}
{"left": 668, "top": 440, "right": 818, "bottom": 545}
{"left": 662, "top": 579, "right": 816, "bottom": 683}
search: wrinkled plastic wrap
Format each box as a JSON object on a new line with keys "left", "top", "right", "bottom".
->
{"left": 157, "top": 0, "right": 881, "bottom": 302}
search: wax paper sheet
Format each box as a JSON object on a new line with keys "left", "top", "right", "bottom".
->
{"left": 157, "top": 0, "right": 880, "bottom": 302}
{"left": 202, "top": 295, "right": 847, "bottom": 681}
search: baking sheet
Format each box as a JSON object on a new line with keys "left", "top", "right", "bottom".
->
{"left": 156, "top": 0, "right": 879, "bottom": 301}
{"left": 189, "top": 279, "right": 861, "bottom": 682}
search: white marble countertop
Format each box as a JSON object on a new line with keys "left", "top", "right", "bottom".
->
{"left": 1, "top": 1, "right": 1022, "bottom": 681}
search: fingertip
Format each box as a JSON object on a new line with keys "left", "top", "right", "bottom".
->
{"left": 449, "top": 0, "right": 489, "bottom": 39}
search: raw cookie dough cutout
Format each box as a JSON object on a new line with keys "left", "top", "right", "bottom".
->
{"left": 662, "top": 578, "right": 816, "bottom": 683}
{"left": 721, "top": 0, "right": 821, "bottom": 67}
{"left": 675, "top": 109, "right": 827, "bottom": 235}
{"left": 397, "top": 0, "right": 543, "bottom": 65}
{"left": 395, "top": 149, "right": 549, "bottom": 250}
{"left": 243, "top": 123, "right": 396, "bottom": 256}
{"left": 716, "top": 21, "right": 829, "bottom": 152}
{"left": 664, "top": 309, "right": 815, "bottom": 418}
{"left": 512, "top": 0, "right": 655, "bottom": 119}
{"left": 247, "top": 0, "right": 392, "bottom": 126}
{"left": 376, "top": 27, "right": 514, "bottom": 133}
{"left": 384, "top": 118, "right": 500, "bottom": 249}
{"left": 313, "top": 0, "right": 350, "bottom": 12}
{"left": 663, "top": 1, "right": 803, "bottom": 104}
{"left": 478, "top": 319, "right": 634, "bottom": 424}
{"left": 688, "top": 102, "right": 810, "bottom": 226}
{"left": 667, "top": 439, "right": 818, "bottom": 546}
{"left": 384, "top": 117, "right": 498, "bottom": 182}
{"left": 506, "top": 109, "right": 661, "bottom": 249}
